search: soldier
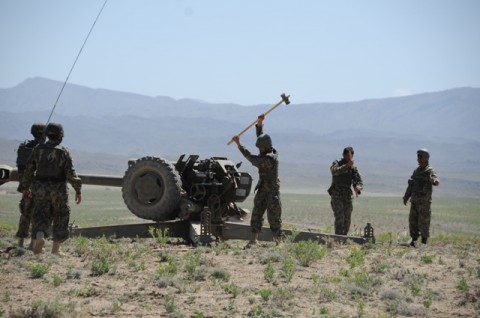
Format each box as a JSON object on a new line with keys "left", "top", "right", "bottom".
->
{"left": 328, "top": 147, "right": 363, "bottom": 235}
{"left": 231, "top": 114, "right": 282, "bottom": 247}
{"left": 403, "top": 149, "right": 439, "bottom": 247}
{"left": 22, "top": 123, "right": 82, "bottom": 255}
{"left": 15, "top": 123, "right": 46, "bottom": 249}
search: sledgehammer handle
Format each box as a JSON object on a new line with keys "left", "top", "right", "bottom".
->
{"left": 227, "top": 94, "right": 290, "bottom": 145}
{"left": 227, "top": 119, "right": 260, "bottom": 145}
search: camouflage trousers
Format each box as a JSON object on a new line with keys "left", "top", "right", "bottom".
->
{"left": 15, "top": 197, "right": 34, "bottom": 239}
{"left": 31, "top": 181, "right": 71, "bottom": 242}
{"left": 330, "top": 194, "right": 353, "bottom": 235}
{"left": 409, "top": 199, "right": 432, "bottom": 240}
{"left": 251, "top": 189, "right": 282, "bottom": 234}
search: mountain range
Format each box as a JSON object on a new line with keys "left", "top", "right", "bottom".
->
{"left": 1, "top": 77, "right": 479, "bottom": 197}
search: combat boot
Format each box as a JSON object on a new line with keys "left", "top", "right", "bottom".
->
{"left": 273, "top": 230, "right": 283, "bottom": 246}
{"left": 34, "top": 232, "right": 45, "bottom": 254}
{"left": 245, "top": 232, "right": 259, "bottom": 249}
{"left": 51, "top": 241, "right": 64, "bottom": 257}
{"left": 28, "top": 239, "right": 35, "bottom": 251}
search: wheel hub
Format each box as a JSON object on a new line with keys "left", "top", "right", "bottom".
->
{"left": 133, "top": 172, "right": 165, "bottom": 205}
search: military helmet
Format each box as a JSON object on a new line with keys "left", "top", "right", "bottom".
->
{"left": 30, "top": 123, "right": 46, "bottom": 139}
{"left": 417, "top": 149, "right": 430, "bottom": 161}
{"left": 255, "top": 134, "right": 272, "bottom": 148}
{"left": 45, "top": 122, "right": 64, "bottom": 139}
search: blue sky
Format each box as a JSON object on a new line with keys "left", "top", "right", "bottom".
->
{"left": 1, "top": 0, "right": 479, "bottom": 105}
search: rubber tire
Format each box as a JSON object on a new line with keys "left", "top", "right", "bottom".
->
{"left": 122, "top": 156, "right": 182, "bottom": 221}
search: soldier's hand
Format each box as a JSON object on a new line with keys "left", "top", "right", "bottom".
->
{"left": 403, "top": 197, "right": 408, "bottom": 206}
{"left": 22, "top": 189, "right": 32, "bottom": 199}
{"left": 257, "top": 114, "right": 265, "bottom": 125}
{"left": 75, "top": 193, "right": 82, "bottom": 205}
{"left": 354, "top": 186, "right": 361, "bottom": 197}
{"left": 231, "top": 135, "right": 240, "bottom": 146}
{"left": 432, "top": 179, "right": 440, "bottom": 186}
{"left": 346, "top": 160, "right": 354, "bottom": 168}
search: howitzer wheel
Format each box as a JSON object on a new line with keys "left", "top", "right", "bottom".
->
{"left": 122, "top": 156, "right": 182, "bottom": 221}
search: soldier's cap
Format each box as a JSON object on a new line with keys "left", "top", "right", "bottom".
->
{"left": 417, "top": 149, "right": 430, "bottom": 160}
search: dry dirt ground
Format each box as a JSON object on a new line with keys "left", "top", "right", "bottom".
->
{"left": 1, "top": 231, "right": 479, "bottom": 318}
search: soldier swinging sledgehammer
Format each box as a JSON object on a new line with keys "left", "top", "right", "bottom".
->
{"left": 229, "top": 94, "right": 291, "bottom": 247}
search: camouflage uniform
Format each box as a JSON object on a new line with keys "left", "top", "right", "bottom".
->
{"left": 237, "top": 124, "right": 282, "bottom": 235}
{"left": 403, "top": 165, "right": 439, "bottom": 242}
{"left": 328, "top": 159, "right": 363, "bottom": 235}
{"left": 15, "top": 139, "right": 43, "bottom": 239}
{"left": 22, "top": 140, "right": 82, "bottom": 242}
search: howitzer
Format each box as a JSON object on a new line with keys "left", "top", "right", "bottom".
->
{"left": 1, "top": 154, "right": 252, "bottom": 223}
{"left": 1, "top": 157, "right": 374, "bottom": 245}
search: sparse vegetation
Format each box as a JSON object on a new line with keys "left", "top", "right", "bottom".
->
{"left": 90, "top": 257, "right": 110, "bottom": 276}
{"left": 27, "top": 261, "right": 50, "bottom": 279}
{"left": 0, "top": 191, "right": 479, "bottom": 317}
{"left": 421, "top": 254, "right": 434, "bottom": 264}
{"left": 259, "top": 288, "right": 272, "bottom": 302}
{"left": 457, "top": 277, "right": 470, "bottom": 293}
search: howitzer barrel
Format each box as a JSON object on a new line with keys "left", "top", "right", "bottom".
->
{"left": 77, "top": 174, "right": 123, "bottom": 187}
{"left": 0, "top": 165, "right": 123, "bottom": 188}
{"left": 0, "top": 165, "right": 19, "bottom": 186}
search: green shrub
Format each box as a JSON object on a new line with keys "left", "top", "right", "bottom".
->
{"left": 281, "top": 257, "right": 296, "bottom": 282}
{"left": 457, "top": 277, "right": 469, "bottom": 292}
{"left": 91, "top": 257, "right": 110, "bottom": 276}
{"left": 264, "top": 260, "right": 275, "bottom": 283}
{"left": 155, "top": 259, "right": 178, "bottom": 278}
{"left": 291, "top": 240, "right": 326, "bottom": 267}
{"left": 248, "top": 305, "right": 264, "bottom": 317}
{"left": 164, "top": 295, "right": 176, "bottom": 313}
{"left": 149, "top": 226, "right": 169, "bottom": 245}
{"left": 53, "top": 275, "right": 62, "bottom": 287}
{"left": 346, "top": 247, "right": 365, "bottom": 268}
{"left": 222, "top": 282, "right": 240, "bottom": 298}
{"left": 28, "top": 262, "right": 50, "bottom": 279}
{"left": 259, "top": 288, "right": 272, "bottom": 302}
{"left": 420, "top": 254, "right": 434, "bottom": 264}
{"left": 72, "top": 236, "right": 90, "bottom": 256}
{"left": 193, "top": 310, "right": 204, "bottom": 318}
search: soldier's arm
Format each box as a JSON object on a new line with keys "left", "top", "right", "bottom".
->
{"left": 330, "top": 160, "right": 349, "bottom": 176}
{"left": 403, "top": 172, "right": 414, "bottom": 205}
{"left": 64, "top": 151, "right": 82, "bottom": 196}
{"left": 430, "top": 168, "right": 440, "bottom": 186}
{"left": 238, "top": 145, "right": 274, "bottom": 169}
{"left": 352, "top": 168, "right": 363, "bottom": 194}
{"left": 20, "top": 151, "right": 36, "bottom": 190}
{"left": 255, "top": 114, "right": 264, "bottom": 137}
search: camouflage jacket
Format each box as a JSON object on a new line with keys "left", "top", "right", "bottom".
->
{"left": 238, "top": 125, "right": 280, "bottom": 192}
{"left": 16, "top": 139, "right": 42, "bottom": 192}
{"left": 404, "top": 165, "right": 439, "bottom": 201}
{"left": 21, "top": 141, "right": 82, "bottom": 194}
{"left": 328, "top": 159, "right": 363, "bottom": 196}
{"left": 16, "top": 139, "right": 42, "bottom": 173}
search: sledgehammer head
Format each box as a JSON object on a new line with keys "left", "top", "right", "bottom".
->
{"left": 281, "top": 93, "right": 291, "bottom": 105}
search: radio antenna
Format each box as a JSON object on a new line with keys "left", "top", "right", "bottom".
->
{"left": 46, "top": 0, "right": 109, "bottom": 124}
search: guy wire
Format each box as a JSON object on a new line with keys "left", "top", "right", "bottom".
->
{"left": 46, "top": 0, "right": 109, "bottom": 124}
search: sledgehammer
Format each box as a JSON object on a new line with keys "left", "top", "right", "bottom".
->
{"left": 227, "top": 93, "right": 291, "bottom": 145}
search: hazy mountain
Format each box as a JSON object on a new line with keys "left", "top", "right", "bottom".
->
{"left": 1, "top": 77, "right": 479, "bottom": 197}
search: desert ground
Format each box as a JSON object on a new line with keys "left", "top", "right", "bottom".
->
{"left": 0, "top": 188, "right": 479, "bottom": 317}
